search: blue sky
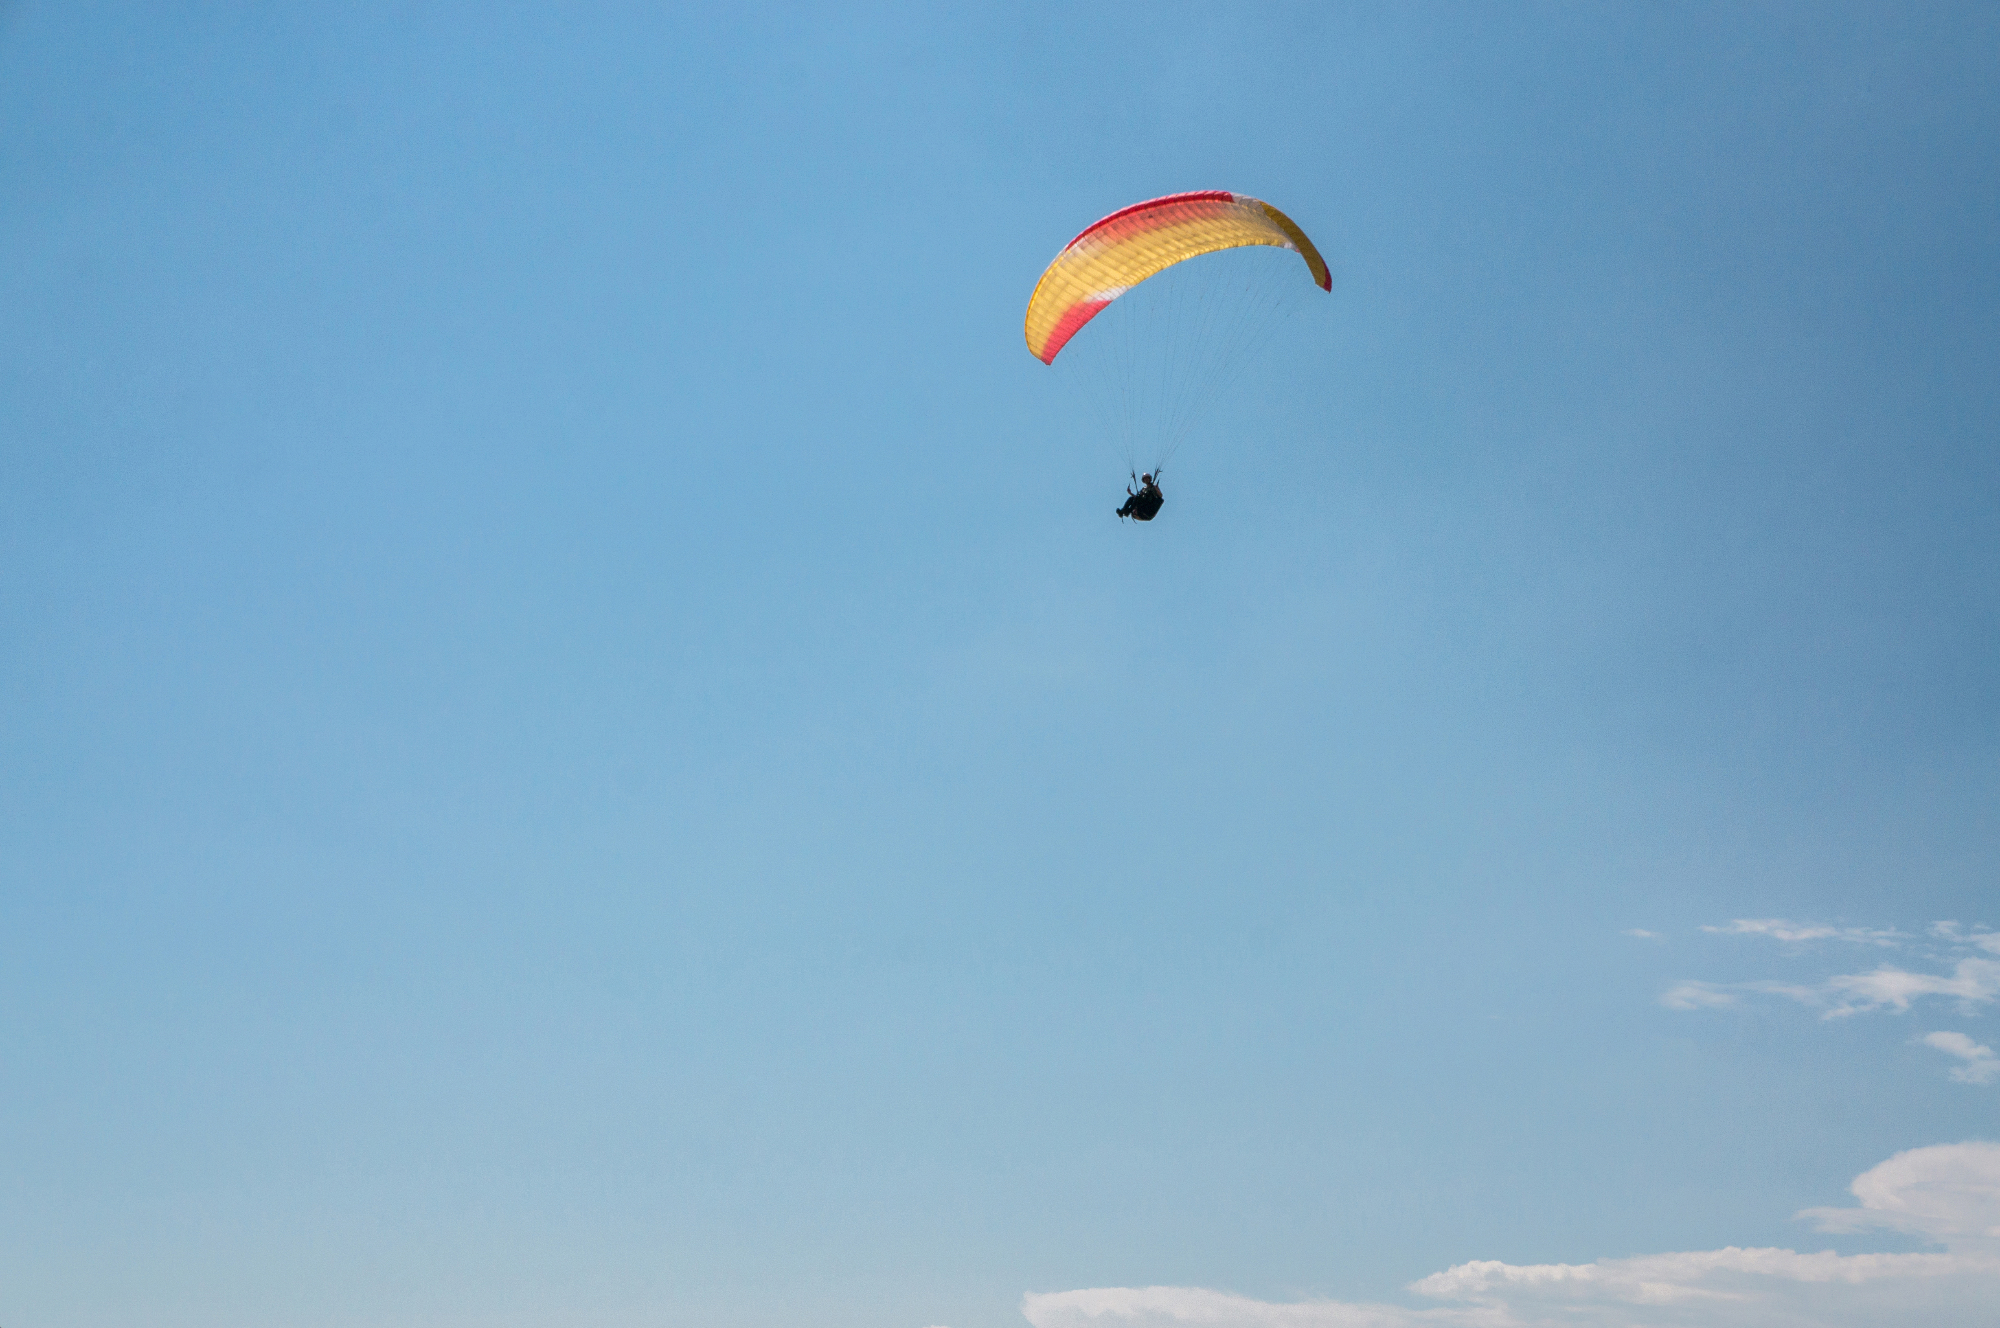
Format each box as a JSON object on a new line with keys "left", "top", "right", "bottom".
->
{"left": 3, "top": 5, "right": 1997, "bottom": 1327}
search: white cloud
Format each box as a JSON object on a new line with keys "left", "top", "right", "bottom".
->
{"left": 1819, "top": 959, "right": 2000, "bottom": 1018}
{"left": 1797, "top": 1141, "right": 2000, "bottom": 1241}
{"left": 1661, "top": 919, "right": 2000, "bottom": 1083}
{"left": 1023, "top": 1144, "right": 2000, "bottom": 1328}
{"left": 1660, "top": 981, "right": 1737, "bottom": 1010}
{"left": 1020, "top": 1286, "right": 1485, "bottom": 1327}
{"left": 1659, "top": 979, "right": 1820, "bottom": 1011}
{"left": 1623, "top": 929, "right": 1661, "bottom": 940}
{"left": 1922, "top": 1032, "right": 2000, "bottom": 1086}
{"left": 1929, "top": 923, "right": 2000, "bottom": 954}
{"left": 1739, "top": 979, "right": 1826, "bottom": 1005}
{"left": 1701, "top": 919, "right": 1905, "bottom": 946}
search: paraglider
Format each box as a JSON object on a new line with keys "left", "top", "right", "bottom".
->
{"left": 1117, "top": 472, "right": 1164, "bottom": 522}
{"left": 1023, "top": 191, "right": 1330, "bottom": 522}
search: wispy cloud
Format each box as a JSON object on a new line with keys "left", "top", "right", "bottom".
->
{"left": 1931, "top": 922, "right": 2000, "bottom": 954}
{"left": 1660, "top": 981, "right": 1737, "bottom": 1010}
{"left": 1820, "top": 960, "right": 2000, "bottom": 1017}
{"left": 1022, "top": 1285, "right": 1478, "bottom": 1327}
{"left": 1702, "top": 919, "right": 1906, "bottom": 946}
{"left": 1662, "top": 922, "right": 2000, "bottom": 1079}
{"left": 1659, "top": 978, "right": 1827, "bottom": 1011}
{"left": 1624, "top": 929, "right": 1662, "bottom": 940}
{"left": 1667, "top": 960, "right": 2000, "bottom": 1020}
{"left": 1923, "top": 1032, "right": 2000, "bottom": 1086}
{"left": 1023, "top": 1144, "right": 2000, "bottom": 1328}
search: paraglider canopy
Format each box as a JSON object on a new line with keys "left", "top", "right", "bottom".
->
{"left": 1024, "top": 191, "right": 1331, "bottom": 365}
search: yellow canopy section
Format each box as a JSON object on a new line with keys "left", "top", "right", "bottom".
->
{"left": 1024, "top": 191, "right": 1330, "bottom": 364}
